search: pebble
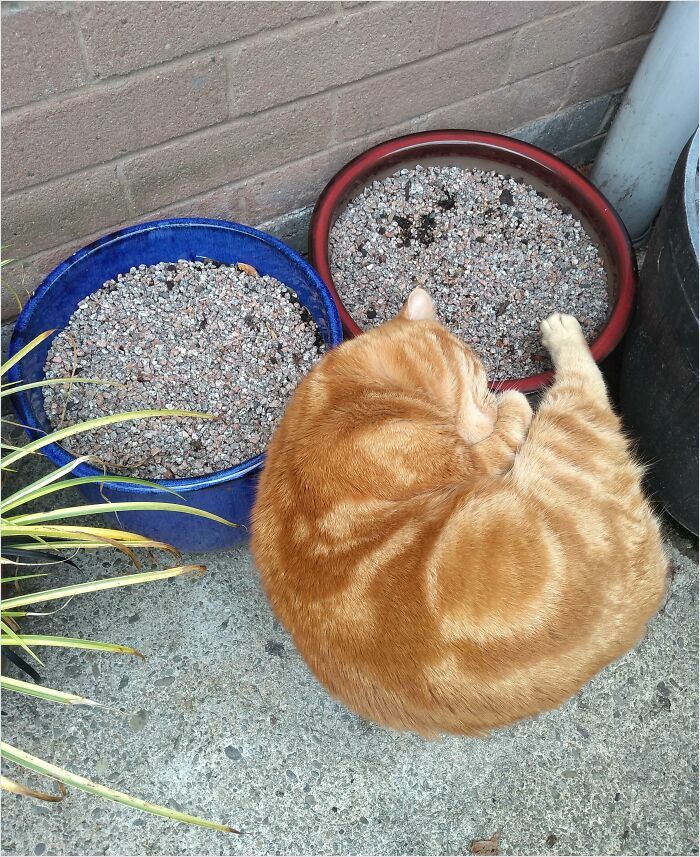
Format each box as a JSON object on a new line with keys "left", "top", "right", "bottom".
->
{"left": 329, "top": 165, "right": 609, "bottom": 379}
{"left": 43, "top": 260, "right": 325, "bottom": 479}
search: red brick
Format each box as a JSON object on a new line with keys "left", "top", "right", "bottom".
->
{"left": 122, "top": 94, "right": 333, "bottom": 213}
{"left": 77, "top": 1, "right": 330, "bottom": 79}
{"left": 1, "top": 3, "right": 88, "bottom": 109}
{"left": 2, "top": 53, "right": 228, "bottom": 192}
{"left": 437, "top": 1, "right": 577, "bottom": 51}
{"left": 229, "top": 2, "right": 440, "bottom": 115}
{"left": 417, "top": 64, "right": 573, "bottom": 135}
{"left": 508, "top": 1, "right": 661, "bottom": 81}
{"left": 3, "top": 166, "right": 130, "bottom": 258}
{"left": 335, "top": 32, "right": 513, "bottom": 142}
{"left": 565, "top": 36, "right": 650, "bottom": 106}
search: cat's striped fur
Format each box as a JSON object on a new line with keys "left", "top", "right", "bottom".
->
{"left": 251, "top": 290, "right": 668, "bottom": 736}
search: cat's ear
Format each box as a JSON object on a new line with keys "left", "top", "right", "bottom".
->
{"left": 402, "top": 287, "right": 437, "bottom": 321}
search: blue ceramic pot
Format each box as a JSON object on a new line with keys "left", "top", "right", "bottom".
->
{"left": 8, "top": 218, "right": 343, "bottom": 552}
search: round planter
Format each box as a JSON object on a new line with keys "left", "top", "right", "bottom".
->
{"left": 8, "top": 218, "right": 343, "bottom": 552}
{"left": 618, "top": 130, "right": 699, "bottom": 535}
{"left": 309, "top": 130, "right": 637, "bottom": 394}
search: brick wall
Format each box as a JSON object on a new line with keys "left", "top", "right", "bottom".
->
{"left": 1, "top": 1, "right": 662, "bottom": 319}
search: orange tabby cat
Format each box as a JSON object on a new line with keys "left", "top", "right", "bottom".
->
{"left": 251, "top": 288, "right": 668, "bottom": 736}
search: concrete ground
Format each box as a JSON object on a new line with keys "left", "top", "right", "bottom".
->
{"left": 1, "top": 306, "right": 697, "bottom": 856}
{"left": 1, "top": 448, "right": 697, "bottom": 857}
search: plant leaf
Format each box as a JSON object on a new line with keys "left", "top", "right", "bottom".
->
{"left": 2, "top": 473, "right": 182, "bottom": 514}
{"left": 1, "top": 455, "right": 94, "bottom": 512}
{"left": 0, "top": 620, "right": 43, "bottom": 667}
{"left": 1, "top": 565, "right": 205, "bottom": 610}
{"left": 2, "top": 522, "right": 177, "bottom": 546}
{"left": 0, "top": 443, "right": 42, "bottom": 453}
{"left": 8, "top": 502, "right": 237, "bottom": 529}
{"left": 3, "top": 540, "right": 169, "bottom": 554}
{"left": 0, "top": 416, "right": 48, "bottom": 432}
{"left": 1, "top": 743, "right": 238, "bottom": 832}
{"left": 1, "top": 775, "right": 67, "bottom": 802}
{"left": 4, "top": 539, "right": 160, "bottom": 550}
{"left": 0, "top": 635, "right": 144, "bottom": 658}
{"left": 0, "top": 378, "right": 122, "bottom": 399}
{"left": 0, "top": 548, "right": 77, "bottom": 568}
{"left": 0, "top": 409, "right": 214, "bottom": 469}
{"left": 2, "top": 648, "right": 41, "bottom": 682}
{"left": 1, "top": 525, "right": 179, "bottom": 566}
{"left": 1, "top": 526, "right": 143, "bottom": 566}
{"left": 1, "top": 675, "right": 101, "bottom": 707}
{"left": 0, "top": 330, "right": 56, "bottom": 378}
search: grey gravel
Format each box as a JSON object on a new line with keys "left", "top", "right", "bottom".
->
{"left": 329, "top": 165, "right": 609, "bottom": 379}
{"left": 43, "top": 260, "right": 324, "bottom": 479}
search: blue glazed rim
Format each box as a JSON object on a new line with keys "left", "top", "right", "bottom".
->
{"left": 8, "top": 217, "right": 344, "bottom": 494}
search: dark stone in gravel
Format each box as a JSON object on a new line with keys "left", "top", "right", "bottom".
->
{"left": 499, "top": 188, "right": 515, "bottom": 206}
{"left": 329, "top": 165, "right": 609, "bottom": 379}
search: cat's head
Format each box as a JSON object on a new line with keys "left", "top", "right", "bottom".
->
{"left": 381, "top": 287, "right": 498, "bottom": 443}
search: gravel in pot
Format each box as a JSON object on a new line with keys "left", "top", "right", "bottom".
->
{"left": 309, "top": 129, "right": 636, "bottom": 394}
{"left": 43, "top": 259, "right": 325, "bottom": 480}
{"left": 329, "top": 164, "right": 609, "bottom": 378}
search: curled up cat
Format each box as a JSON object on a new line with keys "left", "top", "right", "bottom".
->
{"left": 251, "top": 288, "right": 669, "bottom": 737}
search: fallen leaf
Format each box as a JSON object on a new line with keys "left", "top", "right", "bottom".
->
{"left": 236, "top": 262, "right": 259, "bottom": 277}
{"left": 470, "top": 831, "right": 500, "bottom": 855}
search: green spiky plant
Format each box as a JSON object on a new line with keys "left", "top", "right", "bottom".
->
{"left": 1, "top": 328, "right": 239, "bottom": 832}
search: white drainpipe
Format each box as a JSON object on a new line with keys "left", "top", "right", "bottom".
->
{"left": 591, "top": 0, "right": 700, "bottom": 242}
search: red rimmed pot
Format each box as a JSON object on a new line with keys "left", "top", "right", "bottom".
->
{"left": 309, "top": 130, "right": 637, "bottom": 394}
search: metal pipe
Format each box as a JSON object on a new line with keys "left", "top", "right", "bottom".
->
{"left": 591, "top": 1, "right": 699, "bottom": 242}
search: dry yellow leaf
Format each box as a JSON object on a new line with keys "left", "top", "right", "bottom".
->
{"left": 236, "top": 262, "right": 259, "bottom": 277}
{"left": 470, "top": 831, "right": 500, "bottom": 855}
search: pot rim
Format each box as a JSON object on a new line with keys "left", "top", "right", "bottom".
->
{"left": 8, "top": 217, "right": 343, "bottom": 493}
{"left": 309, "top": 129, "right": 637, "bottom": 393}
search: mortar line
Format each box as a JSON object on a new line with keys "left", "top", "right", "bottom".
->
{"left": 557, "top": 32, "right": 651, "bottom": 112}
{"left": 5, "top": 38, "right": 629, "bottom": 204}
{"left": 329, "top": 90, "right": 340, "bottom": 146}
{"left": 115, "top": 162, "right": 137, "bottom": 219}
{"left": 6, "top": 74, "right": 621, "bottom": 270}
{"left": 7, "top": 10, "right": 620, "bottom": 197}
{"left": 0, "top": 2, "right": 348, "bottom": 119}
{"left": 4, "top": 86, "right": 336, "bottom": 197}
{"left": 432, "top": 1, "right": 445, "bottom": 52}
{"left": 1, "top": 0, "right": 589, "bottom": 123}
{"left": 595, "top": 88, "right": 625, "bottom": 136}
{"left": 67, "top": 3, "right": 97, "bottom": 83}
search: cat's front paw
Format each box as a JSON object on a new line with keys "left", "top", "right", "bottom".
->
{"left": 540, "top": 313, "right": 588, "bottom": 363}
{"left": 497, "top": 389, "right": 533, "bottom": 437}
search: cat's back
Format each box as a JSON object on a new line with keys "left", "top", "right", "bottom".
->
{"left": 251, "top": 325, "right": 668, "bottom": 736}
